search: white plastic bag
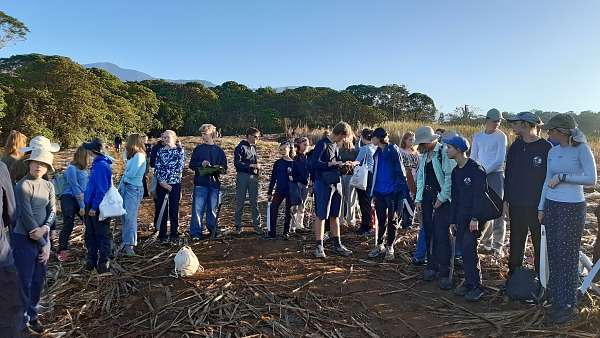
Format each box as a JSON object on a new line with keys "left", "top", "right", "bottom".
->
{"left": 99, "top": 185, "right": 126, "bottom": 221}
{"left": 349, "top": 165, "right": 368, "bottom": 191}
{"left": 174, "top": 246, "right": 200, "bottom": 277}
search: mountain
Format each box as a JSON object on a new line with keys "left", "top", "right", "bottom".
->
{"left": 83, "top": 62, "right": 216, "bottom": 87}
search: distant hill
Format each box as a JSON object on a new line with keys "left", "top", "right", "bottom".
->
{"left": 83, "top": 62, "right": 216, "bottom": 87}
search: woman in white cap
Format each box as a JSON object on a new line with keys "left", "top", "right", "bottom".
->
{"left": 10, "top": 136, "right": 60, "bottom": 184}
{"left": 414, "top": 126, "right": 456, "bottom": 290}
{"left": 12, "top": 148, "right": 56, "bottom": 334}
{"left": 538, "top": 113, "right": 596, "bottom": 324}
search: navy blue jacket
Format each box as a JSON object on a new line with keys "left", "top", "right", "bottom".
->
{"left": 0, "top": 161, "right": 16, "bottom": 268}
{"left": 370, "top": 143, "right": 409, "bottom": 199}
{"left": 450, "top": 158, "right": 487, "bottom": 224}
{"left": 293, "top": 153, "right": 310, "bottom": 185}
{"left": 308, "top": 137, "right": 340, "bottom": 182}
{"left": 84, "top": 154, "right": 112, "bottom": 211}
{"left": 189, "top": 144, "right": 228, "bottom": 188}
{"left": 268, "top": 159, "right": 296, "bottom": 195}
{"left": 234, "top": 140, "right": 258, "bottom": 175}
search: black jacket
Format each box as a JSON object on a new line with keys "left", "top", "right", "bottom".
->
{"left": 234, "top": 140, "right": 258, "bottom": 175}
{"left": 451, "top": 159, "right": 487, "bottom": 224}
{"left": 0, "top": 161, "right": 16, "bottom": 268}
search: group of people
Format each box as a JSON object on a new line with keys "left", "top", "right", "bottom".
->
{"left": 0, "top": 109, "right": 597, "bottom": 335}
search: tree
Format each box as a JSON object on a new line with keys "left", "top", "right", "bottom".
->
{"left": 449, "top": 105, "right": 482, "bottom": 125}
{"left": 438, "top": 112, "right": 446, "bottom": 124}
{"left": 406, "top": 92, "right": 436, "bottom": 121}
{"left": 0, "top": 11, "right": 29, "bottom": 49}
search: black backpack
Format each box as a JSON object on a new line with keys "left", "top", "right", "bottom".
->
{"left": 505, "top": 267, "right": 541, "bottom": 302}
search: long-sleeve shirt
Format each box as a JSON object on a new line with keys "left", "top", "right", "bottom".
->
{"left": 504, "top": 138, "right": 552, "bottom": 208}
{"left": 538, "top": 143, "right": 597, "bottom": 210}
{"left": 309, "top": 137, "right": 340, "bottom": 182}
{"left": 155, "top": 146, "right": 185, "bottom": 185}
{"left": 62, "top": 164, "right": 89, "bottom": 209}
{"left": 450, "top": 159, "right": 487, "bottom": 224}
{"left": 415, "top": 142, "right": 456, "bottom": 203}
{"left": 293, "top": 153, "right": 310, "bottom": 185}
{"left": 189, "top": 143, "right": 228, "bottom": 188}
{"left": 470, "top": 129, "right": 507, "bottom": 174}
{"left": 355, "top": 144, "right": 376, "bottom": 172}
{"left": 0, "top": 161, "right": 16, "bottom": 268}
{"left": 268, "top": 159, "right": 295, "bottom": 195}
{"left": 84, "top": 155, "right": 113, "bottom": 211}
{"left": 14, "top": 175, "right": 56, "bottom": 247}
{"left": 234, "top": 140, "right": 258, "bottom": 175}
{"left": 122, "top": 152, "right": 147, "bottom": 187}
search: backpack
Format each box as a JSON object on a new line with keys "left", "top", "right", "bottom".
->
{"left": 174, "top": 246, "right": 201, "bottom": 277}
{"left": 52, "top": 171, "right": 67, "bottom": 198}
{"left": 505, "top": 267, "right": 541, "bottom": 302}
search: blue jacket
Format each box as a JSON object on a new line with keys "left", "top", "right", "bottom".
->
{"left": 309, "top": 137, "right": 339, "bottom": 182}
{"left": 63, "top": 164, "right": 89, "bottom": 209}
{"left": 293, "top": 153, "right": 310, "bottom": 185}
{"left": 370, "top": 143, "right": 409, "bottom": 199}
{"left": 268, "top": 159, "right": 296, "bottom": 195}
{"left": 189, "top": 144, "right": 228, "bottom": 188}
{"left": 84, "top": 155, "right": 112, "bottom": 211}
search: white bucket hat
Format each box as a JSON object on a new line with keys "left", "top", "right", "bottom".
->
{"left": 414, "top": 126, "right": 440, "bottom": 145}
{"left": 21, "top": 136, "right": 60, "bottom": 153}
{"left": 24, "top": 149, "right": 55, "bottom": 173}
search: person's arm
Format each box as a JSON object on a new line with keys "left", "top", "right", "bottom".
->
{"left": 268, "top": 161, "right": 277, "bottom": 196}
{"left": 65, "top": 166, "right": 83, "bottom": 197}
{"left": 538, "top": 150, "right": 553, "bottom": 211}
{"left": 218, "top": 148, "right": 228, "bottom": 171}
{"left": 415, "top": 154, "right": 425, "bottom": 203}
{"left": 563, "top": 144, "right": 597, "bottom": 186}
{"left": 91, "top": 164, "right": 111, "bottom": 211}
{"left": 121, "top": 155, "right": 136, "bottom": 181}
{"left": 234, "top": 145, "right": 252, "bottom": 172}
{"left": 189, "top": 147, "right": 202, "bottom": 171}
{"left": 0, "top": 163, "right": 16, "bottom": 227}
{"left": 503, "top": 144, "right": 513, "bottom": 202}
{"left": 178, "top": 147, "right": 185, "bottom": 173}
{"left": 438, "top": 147, "right": 457, "bottom": 203}
{"left": 355, "top": 147, "right": 365, "bottom": 165}
{"left": 309, "top": 142, "right": 329, "bottom": 171}
{"left": 16, "top": 183, "right": 48, "bottom": 246}
{"left": 450, "top": 170, "right": 458, "bottom": 224}
{"left": 471, "top": 167, "right": 487, "bottom": 221}
{"left": 469, "top": 134, "right": 479, "bottom": 162}
{"left": 44, "top": 183, "right": 57, "bottom": 229}
{"left": 154, "top": 151, "right": 166, "bottom": 183}
{"left": 485, "top": 133, "right": 507, "bottom": 174}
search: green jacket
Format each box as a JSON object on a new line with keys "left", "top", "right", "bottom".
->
{"left": 415, "top": 142, "right": 456, "bottom": 203}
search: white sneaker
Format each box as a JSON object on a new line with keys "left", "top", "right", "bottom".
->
{"left": 368, "top": 244, "right": 385, "bottom": 258}
{"left": 315, "top": 245, "right": 326, "bottom": 259}
{"left": 384, "top": 246, "right": 395, "bottom": 261}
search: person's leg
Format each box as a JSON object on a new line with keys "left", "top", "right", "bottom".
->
{"left": 58, "top": 195, "right": 77, "bottom": 252}
{"left": 84, "top": 210, "right": 98, "bottom": 267}
{"left": 190, "top": 186, "right": 204, "bottom": 238}
{"left": 206, "top": 187, "right": 220, "bottom": 235}
{"left": 234, "top": 173, "right": 249, "bottom": 230}
{"left": 168, "top": 183, "right": 182, "bottom": 240}
{"left": 11, "top": 234, "right": 36, "bottom": 328}
{"left": 402, "top": 195, "right": 414, "bottom": 229}
{"left": 386, "top": 194, "right": 400, "bottom": 247}
{"left": 248, "top": 174, "right": 261, "bottom": 229}
{"left": 27, "top": 259, "right": 48, "bottom": 323}
{"left": 269, "top": 193, "right": 284, "bottom": 237}
{"left": 527, "top": 207, "right": 542, "bottom": 274}
{"left": 433, "top": 202, "right": 452, "bottom": 278}
{"left": 488, "top": 172, "right": 506, "bottom": 251}
{"left": 122, "top": 184, "right": 141, "bottom": 247}
{"left": 97, "top": 217, "right": 112, "bottom": 270}
{"left": 347, "top": 179, "right": 358, "bottom": 226}
{"left": 460, "top": 218, "right": 482, "bottom": 290}
{"left": 421, "top": 191, "right": 436, "bottom": 272}
{"left": 374, "top": 194, "right": 387, "bottom": 246}
{"left": 508, "top": 206, "right": 529, "bottom": 275}
{"left": 413, "top": 225, "right": 427, "bottom": 261}
{"left": 0, "top": 266, "right": 24, "bottom": 336}
{"left": 283, "top": 195, "right": 292, "bottom": 235}
{"left": 356, "top": 188, "right": 371, "bottom": 231}
{"left": 155, "top": 185, "right": 169, "bottom": 241}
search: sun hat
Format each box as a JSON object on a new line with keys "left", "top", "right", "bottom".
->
{"left": 414, "top": 127, "right": 440, "bottom": 145}
{"left": 541, "top": 114, "right": 577, "bottom": 131}
{"left": 445, "top": 135, "right": 470, "bottom": 153}
{"left": 83, "top": 138, "right": 105, "bottom": 154}
{"left": 506, "top": 112, "right": 542, "bottom": 125}
{"left": 21, "top": 136, "right": 60, "bottom": 153}
{"left": 24, "top": 149, "right": 55, "bottom": 172}
{"left": 486, "top": 108, "right": 503, "bottom": 121}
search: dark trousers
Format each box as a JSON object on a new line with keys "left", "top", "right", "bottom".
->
{"left": 155, "top": 183, "right": 182, "bottom": 241}
{"left": 374, "top": 192, "right": 400, "bottom": 247}
{"left": 269, "top": 192, "right": 292, "bottom": 237}
{"left": 59, "top": 195, "right": 83, "bottom": 251}
{"left": 456, "top": 215, "right": 482, "bottom": 289}
{"left": 401, "top": 195, "right": 415, "bottom": 228}
{"left": 142, "top": 175, "right": 149, "bottom": 198}
{"left": 422, "top": 189, "right": 451, "bottom": 277}
{"left": 0, "top": 265, "right": 23, "bottom": 336}
{"left": 508, "top": 206, "right": 541, "bottom": 274}
{"left": 84, "top": 207, "right": 111, "bottom": 268}
{"left": 357, "top": 189, "right": 372, "bottom": 230}
{"left": 12, "top": 234, "right": 47, "bottom": 327}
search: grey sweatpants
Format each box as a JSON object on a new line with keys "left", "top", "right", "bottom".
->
{"left": 480, "top": 171, "right": 506, "bottom": 250}
{"left": 234, "top": 172, "right": 261, "bottom": 230}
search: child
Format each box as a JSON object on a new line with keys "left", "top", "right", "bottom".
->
{"left": 291, "top": 137, "right": 311, "bottom": 234}
{"left": 13, "top": 148, "right": 56, "bottom": 334}
{"left": 446, "top": 135, "right": 486, "bottom": 301}
{"left": 267, "top": 142, "right": 296, "bottom": 240}
{"left": 83, "top": 138, "right": 113, "bottom": 274}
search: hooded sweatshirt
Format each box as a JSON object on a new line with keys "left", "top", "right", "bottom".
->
{"left": 189, "top": 143, "right": 228, "bottom": 188}
{"left": 84, "top": 154, "right": 113, "bottom": 211}
{"left": 234, "top": 140, "right": 258, "bottom": 175}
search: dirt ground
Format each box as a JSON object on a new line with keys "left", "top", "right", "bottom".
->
{"left": 40, "top": 136, "right": 600, "bottom": 338}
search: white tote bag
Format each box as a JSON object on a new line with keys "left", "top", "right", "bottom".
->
{"left": 539, "top": 224, "right": 549, "bottom": 289}
{"left": 99, "top": 184, "right": 127, "bottom": 221}
{"left": 350, "top": 164, "right": 368, "bottom": 191}
{"left": 174, "top": 246, "right": 201, "bottom": 277}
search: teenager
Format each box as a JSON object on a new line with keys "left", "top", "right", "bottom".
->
{"left": 189, "top": 124, "right": 227, "bottom": 240}
{"left": 142, "top": 135, "right": 151, "bottom": 198}
{"left": 504, "top": 112, "right": 552, "bottom": 275}
{"left": 414, "top": 126, "right": 456, "bottom": 290}
{"left": 1, "top": 130, "right": 27, "bottom": 171}
{"left": 291, "top": 137, "right": 311, "bottom": 234}
{"left": 355, "top": 128, "right": 375, "bottom": 235}
{"left": 446, "top": 135, "right": 486, "bottom": 301}
{"left": 118, "top": 134, "right": 146, "bottom": 256}
{"left": 539, "top": 114, "right": 596, "bottom": 324}
{"left": 13, "top": 148, "right": 56, "bottom": 334}
{"left": 267, "top": 142, "right": 297, "bottom": 239}
{"left": 154, "top": 130, "right": 185, "bottom": 245}
{"left": 0, "top": 160, "right": 18, "bottom": 337}
{"left": 57, "top": 145, "right": 90, "bottom": 262}
{"left": 83, "top": 139, "right": 112, "bottom": 273}
{"left": 470, "top": 108, "right": 508, "bottom": 256}
{"left": 234, "top": 127, "right": 262, "bottom": 234}
{"left": 368, "top": 128, "right": 409, "bottom": 260}
{"left": 10, "top": 136, "right": 60, "bottom": 184}
{"left": 310, "top": 122, "right": 354, "bottom": 258}
{"left": 338, "top": 138, "right": 358, "bottom": 227}
{"left": 399, "top": 131, "right": 418, "bottom": 229}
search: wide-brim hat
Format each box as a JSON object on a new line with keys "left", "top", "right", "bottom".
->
{"left": 21, "top": 135, "right": 60, "bottom": 153}
{"left": 24, "top": 149, "right": 55, "bottom": 172}
{"left": 541, "top": 113, "right": 577, "bottom": 131}
{"left": 506, "top": 112, "right": 542, "bottom": 125}
{"left": 415, "top": 126, "right": 440, "bottom": 145}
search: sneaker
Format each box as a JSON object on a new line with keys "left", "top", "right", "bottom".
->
{"left": 333, "top": 244, "right": 353, "bottom": 257}
{"left": 57, "top": 250, "right": 71, "bottom": 263}
{"left": 283, "top": 233, "right": 291, "bottom": 241}
{"left": 28, "top": 319, "right": 45, "bottom": 334}
{"left": 465, "top": 287, "right": 484, "bottom": 302}
{"left": 315, "top": 245, "right": 326, "bottom": 258}
{"left": 423, "top": 269, "right": 437, "bottom": 282}
{"left": 84, "top": 262, "right": 96, "bottom": 271}
{"left": 191, "top": 236, "right": 203, "bottom": 243}
{"left": 123, "top": 245, "right": 135, "bottom": 257}
{"left": 368, "top": 244, "right": 385, "bottom": 258}
{"left": 439, "top": 277, "right": 454, "bottom": 290}
{"left": 384, "top": 246, "right": 395, "bottom": 261}
{"left": 454, "top": 285, "right": 469, "bottom": 297}
{"left": 96, "top": 263, "right": 111, "bottom": 275}
{"left": 411, "top": 257, "right": 427, "bottom": 266}
{"left": 549, "top": 306, "right": 577, "bottom": 325}
{"left": 160, "top": 239, "right": 170, "bottom": 246}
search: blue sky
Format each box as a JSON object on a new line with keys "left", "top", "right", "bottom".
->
{"left": 2, "top": 0, "right": 599, "bottom": 113}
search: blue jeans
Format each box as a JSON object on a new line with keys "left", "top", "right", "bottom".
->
{"left": 190, "top": 185, "right": 220, "bottom": 237}
{"left": 12, "top": 234, "right": 47, "bottom": 327}
{"left": 120, "top": 183, "right": 144, "bottom": 246}
{"left": 414, "top": 225, "right": 427, "bottom": 261}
